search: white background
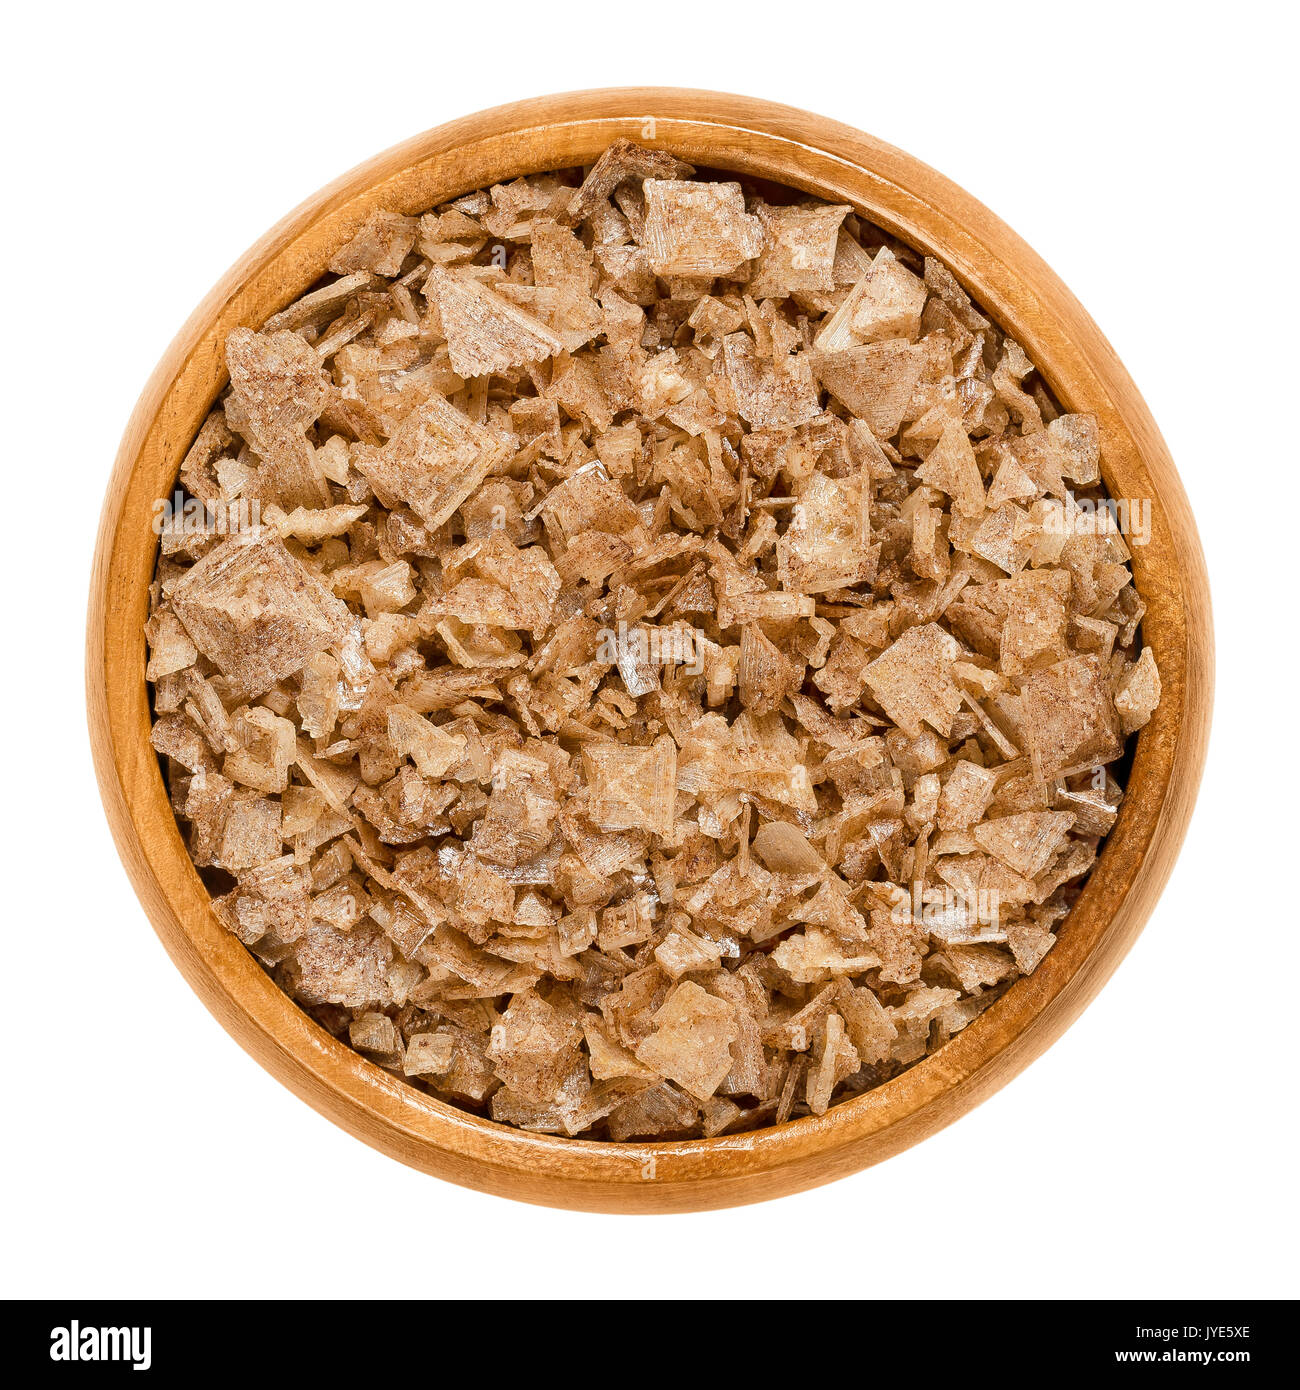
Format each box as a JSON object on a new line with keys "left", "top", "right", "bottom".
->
{"left": 3, "top": 0, "right": 1295, "bottom": 1301}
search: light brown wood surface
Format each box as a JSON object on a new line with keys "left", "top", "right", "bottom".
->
{"left": 86, "top": 88, "right": 1214, "bottom": 1212}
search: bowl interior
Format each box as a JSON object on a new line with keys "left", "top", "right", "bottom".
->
{"left": 88, "top": 89, "right": 1211, "bottom": 1212}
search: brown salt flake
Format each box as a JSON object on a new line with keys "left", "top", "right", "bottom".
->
{"left": 419, "top": 210, "right": 487, "bottom": 266}
{"left": 776, "top": 470, "right": 876, "bottom": 595}
{"left": 949, "top": 569, "right": 1072, "bottom": 675}
{"left": 352, "top": 391, "right": 511, "bottom": 531}
{"left": 932, "top": 853, "right": 1034, "bottom": 920}
{"left": 1009, "top": 427, "right": 1070, "bottom": 499}
{"left": 487, "top": 989, "right": 583, "bottom": 1105}
{"left": 599, "top": 964, "right": 671, "bottom": 1049}
{"left": 806, "top": 1012, "right": 861, "bottom": 1116}
{"left": 687, "top": 294, "right": 747, "bottom": 356}
{"left": 774, "top": 1056, "right": 808, "bottom": 1123}
{"left": 387, "top": 704, "right": 466, "bottom": 778}
{"left": 426, "top": 923, "right": 519, "bottom": 993}
{"left": 436, "top": 535, "right": 560, "bottom": 637}
{"left": 1006, "top": 917, "right": 1058, "bottom": 973}
{"left": 973, "top": 810, "right": 1076, "bottom": 879}
{"left": 145, "top": 610, "right": 197, "bottom": 681}
{"left": 891, "top": 1030, "right": 928, "bottom": 1066}
{"left": 1115, "top": 646, "right": 1161, "bottom": 735}
{"left": 653, "top": 926, "right": 723, "bottom": 980}
{"left": 937, "top": 759, "right": 1000, "bottom": 831}
{"left": 891, "top": 985, "right": 961, "bottom": 1035}
{"left": 936, "top": 943, "right": 1014, "bottom": 992}
{"left": 815, "top": 247, "right": 927, "bottom": 352}
{"left": 800, "top": 878, "right": 871, "bottom": 941}
{"left": 557, "top": 907, "right": 598, "bottom": 957}
{"left": 813, "top": 633, "right": 872, "bottom": 714}
{"left": 720, "top": 587, "right": 817, "bottom": 630}
{"left": 469, "top": 749, "right": 561, "bottom": 868}
{"left": 218, "top": 796, "right": 282, "bottom": 871}
{"left": 352, "top": 560, "right": 417, "bottom": 617}
{"left": 924, "top": 257, "right": 989, "bottom": 332}
{"left": 364, "top": 612, "right": 420, "bottom": 664}
{"left": 725, "top": 712, "right": 819, "bottom": 815}
{"left": 480, "top": 172, "right": 569, "bottom": 240}
{"left": 915, "top": 417, "right": 985, "bottom": 518}
{"left": 829, "top": 228, "right": 872, "bottom": 289}
{"left": 225, "top": 328, "right": 331, "bottom": 510}
{"left": 718, "top": 333, "right": 822, "bottom": 430}
{"left": 1073, "top": 614, "right": 1119, "bottom": 662}
{"left": 582, "top": 735, "right": 677, "bottom": 838}
{"left": 583, "top": 1016, "right": 658, "bottom": 1081}
{"left": 437, "top": 1027, "right": 499, "bottom": 1101}
{"left": 598, "top": 892, "right": 657, "bottom": 951}
{"left": 1000, "top": 570, "right": 1072, "bottom": 674}
{"left": 349, "top": 1011, "right": 402, "bottom": 1064}
{"left": 280, "top": 784, "right": 325, "bottom": 842}
{"left": 277, "top": 502, "right": 369, "bottom": 543}
{"left": 426, "top": 265, "right": 565, "bottom": 377}
{"left": 641, "top": 180, "right": 763, "bottom": 278}
{"left": 528, "top": 220, "right": 602, "bottom": 341}
{"left": 605, "top": 1081, "right": 699, "bottom": 1141}
{"left": 864, "top": 623, "right": 964, "bottom": 738}
{"left": 1049, "top": 413, "right": 1101, "bottom": 486}
{"left": 224, "top": 705, "right": 295, "bottom": 794}
{"left": 737, "top": 623, "right": 799, "bottom": 716}
{"left": 404, "top": 1030, "right": 457, "bottom": 1077}
{"left": 169, "top": 531, "right": 352, "bottom": 694}
{"left": 968, "top": 503, "right": 1038, "bottom": 575}
{"left": 833, "top": 980, "right": 898, "bottom": 1065}
{"left": 1021, "top": 654, "right": 1123, "bottom": 778}
{"left": 902, "top": 496, "right": 944, "bottom": 582}
{"left": 311, "top": 876, "right": 366, "bottom": 932}
{"left": 555, "top": 532, "right": 635, "bottom": 587}
{"left": 1055, "top": 773, "right": 1120, "bottom": 838}
{"left": 748, "top": 201, "right": 851, "bottom": 298}
{"left": 535, "top": 464, "right": 641, "bottom": 544}
{"left": 177, "top": 408, "right": 234, "bottom": 506}
{"left": 328, "top": 210, "right": 418, "bottom": 278}
{"left": 215, "top": 853, "right": 309, "bottom": 944}
{"left": 1033, "top": 836, "right": 1097, "bottom": 904}
{"left": 770, "top": 928, "right": 881, "bottom": 985}
{"left": 295, "top": 740, "right": 359, "bottom": 817}
{"left": 764, "top": 984, "right": 837, "bottom": 1052}
{"left": 987, "top": 453, "right": 1040, "bottom": 507}
{"left": 634, "top": 981, "right": 738, "bottom": 1101}
{"left": 263, "top": 271, "right": 379, "bottom": 334}
{"left": 225, "top": 327, "right": 327, "bottom": 436}
{"left": 566, "top": 138, "right": 693, "bottom": 222}
{"left": 700, "top": 1095, "right": 745, "bottom": 1137}
{"left": 595, "top": 242, "right": 658, "bottom": 304}
{"left": 708, "top": 970, "right": 766, "bottom": 1098}
{"left": 865, "top": 902, "right": 927, "bottom": 984}
{"left": 1013, "top": 414, "right": 1101, "bottom": 500}
{"left": 847, "top": 247, "right": 928, "bottom": 344}
{"left": 290, "top": 922, "right": 395, "bottom": 1009}
{"left": 813, "top": 340, "right": 925, "bottom": 438}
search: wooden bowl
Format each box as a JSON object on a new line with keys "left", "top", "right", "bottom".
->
{"left": 87, "top": 88, "right": 1213, "bottom": 1212}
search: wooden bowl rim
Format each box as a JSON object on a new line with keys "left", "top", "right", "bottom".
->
{"left": 87, "top": 87, "right": 1213, "bottom": 1213}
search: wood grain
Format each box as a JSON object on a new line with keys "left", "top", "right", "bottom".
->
{"left": 86, "top": 88, "right": 1214, "bottom": 1212}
